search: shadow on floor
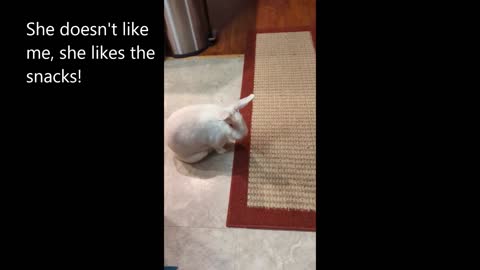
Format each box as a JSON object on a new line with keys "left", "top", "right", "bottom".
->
{"left": 173, "top": 144, "right": 235, "bottom": 179}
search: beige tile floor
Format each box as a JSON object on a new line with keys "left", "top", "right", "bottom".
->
{"left": 164, "top": 56, "right": 316, "bottom": 270}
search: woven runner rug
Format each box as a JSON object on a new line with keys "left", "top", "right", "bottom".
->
{"left": 226, "top": 27, "right": 316, "bottom": 231}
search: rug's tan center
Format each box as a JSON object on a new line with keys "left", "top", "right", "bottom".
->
{"left": 247, "top": 31, "right": 316, "bottom": 211}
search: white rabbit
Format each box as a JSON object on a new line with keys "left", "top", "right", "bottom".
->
{"left": 165, "top": 94, "right": 254, "bottom": 163}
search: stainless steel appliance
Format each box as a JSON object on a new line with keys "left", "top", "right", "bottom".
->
{"left": 164, "top": 0, "right": 216, "bottom": 57}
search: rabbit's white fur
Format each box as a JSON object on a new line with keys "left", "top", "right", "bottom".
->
{"left": 166, "top": 94, "right": 254, "bottom": 163}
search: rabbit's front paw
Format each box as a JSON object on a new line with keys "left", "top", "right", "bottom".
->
{"left": 214, "top": 147, "right": 227, "bottom": 154}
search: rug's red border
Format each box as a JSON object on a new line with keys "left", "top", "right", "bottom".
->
{"left": 226, "top": 26, "right": 316, "bottom": 231}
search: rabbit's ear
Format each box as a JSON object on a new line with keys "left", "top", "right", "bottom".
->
{"left": 234, "top": 94, "right": 255, "bottom": 110}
